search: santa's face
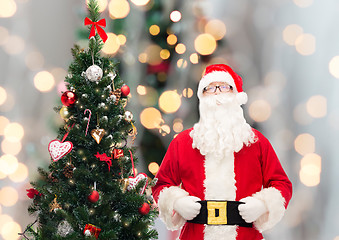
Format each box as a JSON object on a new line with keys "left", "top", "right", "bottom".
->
{"left": 190, "top": 85, "right": 256, "bottom": 159}
{"left": 201, "top": 81, "right": 234, "bottom": 97}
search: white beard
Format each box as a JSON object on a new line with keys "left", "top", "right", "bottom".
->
{"left": 190, "top": 93, "right": 256, "bottom": 159}
{"left": 190, "top": 93, "right": 257, "bottom": 240}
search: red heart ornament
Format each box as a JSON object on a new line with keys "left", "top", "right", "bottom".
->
{"left": 48, "top": 139, "right": 73, "bottom": 162}
{"left": 127, "top": 173, "right": 148, "bottom": 195}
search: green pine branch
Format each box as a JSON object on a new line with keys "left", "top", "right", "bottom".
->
{"left": 87, "top": 0, "right": 100, "bottom": 22}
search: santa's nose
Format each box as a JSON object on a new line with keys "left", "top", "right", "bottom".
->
{"left": 214, "top": 86, "right": 223, "bottom": 94}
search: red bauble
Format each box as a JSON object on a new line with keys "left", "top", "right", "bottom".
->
{"left": 88, "top": 190, "right": 100, "bottom": 203}
{"left": 61, "top": 91, "right": 77, "bottom": 107}
{"left": 120, "top": 85, "right": 130, "bottom": 97}
{"left": 138, "top": 202, "right": 150, "bottom": 215}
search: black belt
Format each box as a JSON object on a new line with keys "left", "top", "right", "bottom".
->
{"left": 187, "top": 200, "right": 252, "bottom": 227}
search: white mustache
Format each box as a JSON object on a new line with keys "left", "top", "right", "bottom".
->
{"left": 203, "top": 94, "right": 234, "bottom": 106}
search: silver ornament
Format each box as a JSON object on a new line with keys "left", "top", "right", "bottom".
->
{"left": 57, "top": 220, "right": 74, "bottom": 237}
{"left": 124, "top": 111, "right": 133, "bottom": 122}
{"left": 108, "top": 72, "right": 116, "bottom": 81}
{"left": 113, "top": 211, "right": 121, "bottom": 221}
{"left": 110, "top": 94, "right": 117, "bottom": 102}
{"left": 82, "top": 94, "right": 88, "bottom": 98}
{"left": 101, "top": 116, "right": 108, "bottom": 122}
{"left": 117, "top": 114, "right": 124, "bottom": 123}
{"left": 85, "top": 65, "right": 103, "bottom": 82}
{"left": 98, "top": 103, "right": 106, "bottom": 108}
{"left": 106, "top": 85, "right": 112, "bottom": 92}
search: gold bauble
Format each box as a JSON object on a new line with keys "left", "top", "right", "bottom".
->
{"left": 119, "top": 178, "right": 130, "bottom": 193}
{"left": 60, "top": 106, "right": 70, "bottom": 120}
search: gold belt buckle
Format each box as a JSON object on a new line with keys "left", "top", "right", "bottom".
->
{"left": 207, "top": 201, "right": 227, "bottom": 225}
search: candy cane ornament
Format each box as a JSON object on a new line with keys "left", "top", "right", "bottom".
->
{"left": 84, "top": 109, "right": 92, "bottom": 136}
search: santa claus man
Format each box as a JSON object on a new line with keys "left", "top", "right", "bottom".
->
{"left": 152, "top": 64, "right": 292, "bottom": 240}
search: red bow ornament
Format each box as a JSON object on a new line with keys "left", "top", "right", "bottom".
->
{"left": 26, "top": 188, "right": 42, "bottom": 199}
{"left": 95, "top": 152, "right": 112, "bottom": 171}
{"left": 84, "top": 17, "right": 108, "bottom": 43}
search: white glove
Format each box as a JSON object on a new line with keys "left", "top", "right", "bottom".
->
{"left": 238, "top": 197, "right": 268, "bottom": 223}
{"left": 173, "top": 196, "right": 201, "bottom": 220}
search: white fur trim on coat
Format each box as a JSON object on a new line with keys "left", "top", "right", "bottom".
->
{"left": 252, "top": 187, "right": 286, "bottom": 233}
{"left": 157, "top": 186, "right": 189, "bottom": 230}
{"left": 197, "top": 71, "right": 237, "bottom": 99}
{"left": 203, "top": 152, "right": 238, "bottom": 240}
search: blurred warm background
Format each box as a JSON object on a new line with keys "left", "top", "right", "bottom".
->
{"left": 1, "top": 0, "right": 339, "bottom": 239}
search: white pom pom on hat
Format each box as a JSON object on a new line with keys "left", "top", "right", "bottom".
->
{"left": 197, "top": 64, "right": 248, "bottom": 105}
{"left": 235, "top": 91, "right": 248, "bottom": 105}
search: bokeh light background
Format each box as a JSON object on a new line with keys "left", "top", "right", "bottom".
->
{"left": 1, "top": 0, "right": 339, "bottom": 239}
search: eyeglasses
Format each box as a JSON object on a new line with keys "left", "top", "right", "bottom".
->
{"left": 203, "top": 84, "right": 233, "bottom": 94}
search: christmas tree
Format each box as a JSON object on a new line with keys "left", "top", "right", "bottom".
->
{"left": 22, "top": 1, "right": 158, "bottom": 239}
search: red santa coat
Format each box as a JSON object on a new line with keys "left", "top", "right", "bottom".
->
{"left": 152, "top": 128, "right": 292, "bottom": 240}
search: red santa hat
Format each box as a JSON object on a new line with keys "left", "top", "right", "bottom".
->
{"left": 197, "top": 64, "right": 248, "bottom": 105}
